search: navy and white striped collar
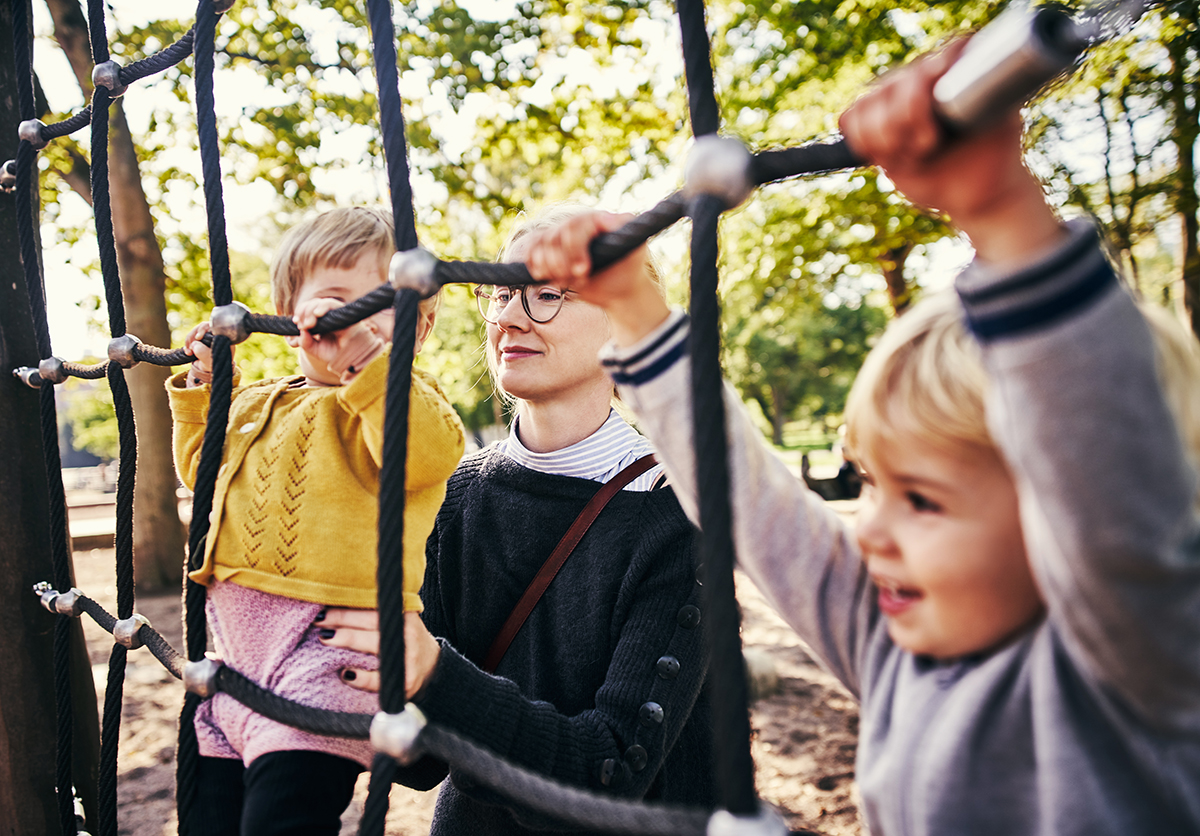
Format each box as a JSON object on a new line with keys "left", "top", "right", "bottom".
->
{"left": 496, "top": 409, "right": 662, "bottom": 491}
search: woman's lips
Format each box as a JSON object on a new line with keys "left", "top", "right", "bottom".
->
{"left": 501, "top": 347, "right": 540, "bottom": 361}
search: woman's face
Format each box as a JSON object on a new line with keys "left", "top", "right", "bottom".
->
{"left": 487, "top": 236, "right": 613, "bottom": 406}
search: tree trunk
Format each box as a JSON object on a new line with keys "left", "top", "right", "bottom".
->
{"left": 881, "top": 243, "right": 913, "bottom": 316}
{"left": 1165, "top": 4, "right": 1200, "bottom": 339}
{"left": 45, "top": 0, "right": 185, "bottom": 591}
{"left": 1, "top": 0, "right": 101, "bottom": 828}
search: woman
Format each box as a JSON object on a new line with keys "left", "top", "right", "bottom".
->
{"left": 317, "top": 207, "right": 716, "bottom": 833}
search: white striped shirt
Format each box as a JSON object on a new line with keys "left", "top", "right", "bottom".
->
{"left": 496, "top": 409, "right": 663, "bottom": 491}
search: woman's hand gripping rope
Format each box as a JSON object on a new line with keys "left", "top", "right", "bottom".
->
{"left": 316, "top": 609, "right": 440, "bottom": 697}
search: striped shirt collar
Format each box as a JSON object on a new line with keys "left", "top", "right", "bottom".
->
{"left": 497, "top": 409, "right": 662, "bottom": 491}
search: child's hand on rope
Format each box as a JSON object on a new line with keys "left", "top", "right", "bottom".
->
{"left": 183, "top": 321, "right": 225, "bottom": 387}
{"left": 291, "top": 297, "right": 387, "bottom": 385}
{"left": 839, "top": 39, "right": 1066, "bottom": 269}
{"left": 315, "top": 608, "right": 440, "bottom": 698}
{"left": 522, "top": 210, "right": 671, "bottom": 348}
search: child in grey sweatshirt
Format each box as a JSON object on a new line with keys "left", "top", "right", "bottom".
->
{"left": 518, "top": 41, "right": 1200, "bottom": 836}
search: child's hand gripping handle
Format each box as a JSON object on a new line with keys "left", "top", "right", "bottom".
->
{"left": 837, "top": 4, "right": 1089, "bottom": 168}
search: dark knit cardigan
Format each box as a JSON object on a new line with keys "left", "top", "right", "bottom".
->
{"left": 395, "top": 447, "right": 716, "bottom": 833}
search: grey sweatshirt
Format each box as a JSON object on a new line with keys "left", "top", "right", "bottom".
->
{"left": 599, "top": 222, "right": 1200, "bottom": 835}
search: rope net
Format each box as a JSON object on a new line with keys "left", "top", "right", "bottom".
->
{"left": 4, "top": 0, "right": 1104, "bottom": 832}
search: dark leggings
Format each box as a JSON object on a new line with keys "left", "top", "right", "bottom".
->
{"left": 193, "top": 751, "right": 363, "bottom": 836}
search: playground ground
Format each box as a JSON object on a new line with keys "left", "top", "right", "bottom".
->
{"left": 74, "top": 502, "right": 863, "bottom": 835}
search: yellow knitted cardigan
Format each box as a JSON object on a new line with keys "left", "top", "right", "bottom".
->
{"left": 167, "top": 349, "right": 464, "bottom": 610}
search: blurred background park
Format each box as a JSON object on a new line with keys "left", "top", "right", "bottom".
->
{"left": 18, "top": 0, "right": 1197, "bottom": 595}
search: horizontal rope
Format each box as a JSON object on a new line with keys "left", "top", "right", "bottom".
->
{"left": 72, "top": 594, "right": 186, "bottom": 678}
{"left": 41, "top": 582, "right": 720, "bottom": 833}
{"left": 749, "top": 138, "right": 864, "bottom": 185}
{"left": 419, "top": 724, "right": 711, "bottom": 836}
{"left": 27, "top": 29, "right": 196, "bottom": 147}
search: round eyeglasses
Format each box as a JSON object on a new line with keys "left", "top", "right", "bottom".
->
{"left": 474, "top": 284, "right": 570, "bottom": 324}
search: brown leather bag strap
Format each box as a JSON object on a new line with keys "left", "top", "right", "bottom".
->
{"left": 480, "top": 453, "right": 658, "bottom": 673}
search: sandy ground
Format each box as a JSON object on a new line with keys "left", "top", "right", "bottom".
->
{"left": 72, "top": 530, "right": 863, "bottom": 835}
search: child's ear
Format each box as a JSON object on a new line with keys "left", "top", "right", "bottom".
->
{"left": 414, "top": 307, "right": 437, "bottom": 354}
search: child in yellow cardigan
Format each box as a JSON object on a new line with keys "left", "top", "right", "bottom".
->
{"left": 168, "top": 206, "right": 464, "bottom": 835}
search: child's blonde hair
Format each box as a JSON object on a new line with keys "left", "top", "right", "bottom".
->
{"left": 844, "top": 291, "right": 1200, "bottom": 489}
{"left": 271, "top": 206, "right": 439, "bottom": 317}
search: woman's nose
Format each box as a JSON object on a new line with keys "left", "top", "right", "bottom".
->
{"left": 496, "top": 294, "right": 531, "bottom": 330}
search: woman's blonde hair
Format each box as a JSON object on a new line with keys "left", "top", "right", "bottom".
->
{"left": 271, "top": 206, "right": 439, "bottom": 316}
{"left": 844, "top": 291, "right": 1200, "bottom": 490}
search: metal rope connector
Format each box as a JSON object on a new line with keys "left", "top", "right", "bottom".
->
{"left": 210, "top": 301, "right": 253, "bottom": 344}
{"left": 370, "top": 704, "right": 428, "bottom": 765}
{"left": 183, "top": 657, "right": 223, "bottom": 699}
{"left": 706, "top": 807, "right": 788, "bottom": 836}
{"left": 92, "top": 60, "right": 129, "bottom": 98}
{"left": 108, "top": 334, "right": 143, "bottom": 369}
{"left": 113, "top": 614, "right": 150, "bottom": 650}
{"left": 13, "top": 366, "right": 43, "bottom": 387}
{"left": 53, "top": 588, "right": 84, "bottom": 618}
{"left": 18, "top": 119, "right": 47, "bottom": 151}
{"left": 388, "top": 248, "right": 441, "bottom": 299}
{"left": 684, "top": 136, "right": 754, "bottom": 210}
{"left": 0, "top": 159, "right": 18, "bottom": 192}
{"left": 38, "top": 356, "right": 68, "bottom": 385}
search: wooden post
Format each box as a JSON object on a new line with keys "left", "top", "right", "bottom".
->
{"left": 1, "top": 0, "right": 101, "bottom": 830}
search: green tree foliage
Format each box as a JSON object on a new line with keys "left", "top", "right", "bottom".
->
{"left": 1027, "top": 1, "right": 1198, "bottom": 330}
{"left": 37, "top": 0, "right": 1198, "bottom": 455}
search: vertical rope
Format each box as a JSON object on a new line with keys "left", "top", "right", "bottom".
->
{"left": 359, "top": 290, "right": 420, "bottom": 836}
{"left": 85, "top": 0, "right": 138, "bottom": 811}
{"left": 687, "top": 196, "right": 757, "bottom": 815}
{"left": 362, "top": 0, "right": 421, "bottom": 827}
{"left": 675, "top": 0, "right": 720, "bottom": 138}
{"left": 192, "top": 0, "right": 231, "bottom": 306}
{"left": 177, "top": 2, "right": 234, "bottom": 830}
{"left": 10, "top": 0, "right": 79, "bottom": 830}
{"left": 365, "top": 0, "right": 418, "bottom": 252}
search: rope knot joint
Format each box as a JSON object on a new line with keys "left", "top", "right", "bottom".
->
{"left": 0, "top": 159, "right": 18, "bottom": 191}
{"left": 17, "top": 120, "right": 48, "bottom": 151}
{"left": 183, "top": 657, "right": 224, "bottom": 699}
{"left": 388, "top": 248, "right": 441, "bottom": 299}
{"left": 33, "top": 581, "right": 58, "bottom": 612}
{"left": 210, "top": 302, "right": 253, "bottom": 344}
{"left": 370, "top": 704, "right": 428, "bottom": 765}
{"left": 108, "top": 334, "right": 143, "bottom": 369}
{"left": 114, "top": 614, "right": 150, "bottom": 650}
{"left": 92, "top": 61, "right": 129, "bottom": 98}
{"left": 38, "top": 356, "right": 68, "bottom": 384}
{"left": 13, "top": 366, "right": 43, "bottom": 388}
{"left": 684, "top": 136, "right": 754, "bottom": 210}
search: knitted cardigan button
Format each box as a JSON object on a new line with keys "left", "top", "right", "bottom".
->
{"left": 624, "top": 744, "right": 648, "bottom": 773}
{"left": 656, "top": 655, "right": 680, "bottom": 679}
{"left": 599, "top": 758, "right": 619, "bottom": 787}
{"left": 677, "top": 604, "right": 701, "bottom": 628}
{"left": 638, "top": 701, "right": 664, "bottom": 727}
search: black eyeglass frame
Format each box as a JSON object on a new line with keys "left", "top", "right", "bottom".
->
{"left": 473, "top": 284, "right": 571, "bottom": 324}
